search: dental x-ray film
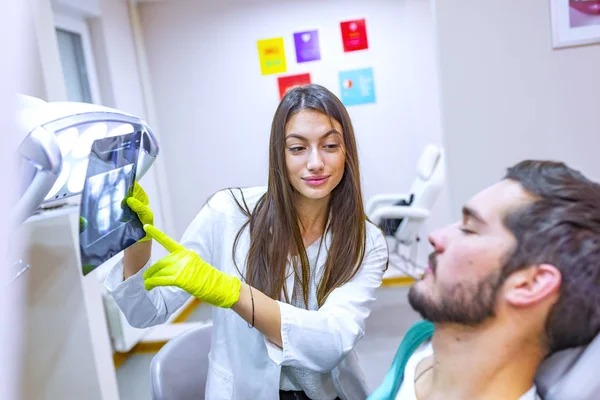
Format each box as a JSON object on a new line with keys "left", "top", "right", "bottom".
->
{"left": 79, "top": 131, "right": 145, "bottom": 275}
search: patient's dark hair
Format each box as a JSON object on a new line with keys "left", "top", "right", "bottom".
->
{"left": 501, "top": 160, "right": 600, "bottom": 354}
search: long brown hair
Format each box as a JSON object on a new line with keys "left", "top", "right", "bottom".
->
{"left": 232, "top": 84, "right": 367, "bottom": 307}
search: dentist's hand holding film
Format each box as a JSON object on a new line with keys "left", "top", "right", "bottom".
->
{"left": 142, "top": 224, "right": 242, "bottom": 308}
{"left": 125, "top": 182, "right": 154, "bottom": 242}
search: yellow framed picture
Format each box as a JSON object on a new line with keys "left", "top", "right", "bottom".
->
{"left": 257, "top": 37, "right": 287, "bottom": 75}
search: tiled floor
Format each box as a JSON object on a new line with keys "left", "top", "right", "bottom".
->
{"left": 116, "top": 285, "right": 421, "bottom": 400}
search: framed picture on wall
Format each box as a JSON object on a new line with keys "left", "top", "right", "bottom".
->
{"left": 277, "top": 73, "right": 311, "bottom": 100}
{"left": 340, "top": 18, "right": 369, "bottom": 52}
{"left": 338, "top": 67, "right": 376, "bottom": 106}
{"left": 550, "top": 0, "right": 600, "bottom": 48}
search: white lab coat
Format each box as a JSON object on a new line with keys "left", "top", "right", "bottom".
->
{"left": 105, "top": 186, "right": 388, "bottom": 400}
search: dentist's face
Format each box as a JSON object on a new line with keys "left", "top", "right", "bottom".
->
{"left": 284, "top": 109, "right": 346, "bottom": 203}
{"left": 408, "top": 180, "right": 529, "bottom": 325}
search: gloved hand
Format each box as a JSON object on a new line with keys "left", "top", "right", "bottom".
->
{"left": 80, "top": 216, "right": 88, "bottom": 233}
{"left": 125, "top": 182, "right": 154, "bottom": 242}
{"left": 142, "top": 224, "right": 241, "bottom": 308}
{"left": 78, "top": 216, "right": 97, "bottom": 274}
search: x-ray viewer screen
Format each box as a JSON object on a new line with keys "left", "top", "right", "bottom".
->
{"left": 83, "top": 165, "right": 135, "bottom": 246}
{"left": 80, "top": 132, "right": 145, "bottom": 274}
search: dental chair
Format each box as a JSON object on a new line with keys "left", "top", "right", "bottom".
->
{"left": 150, "top": 323, "right": 212, "bottom": 400}
{"left": 535, "top": 332, "right": 600, "bottom": 399}
{"left": 365, "top": 144, "right": 444, "bottom": 278}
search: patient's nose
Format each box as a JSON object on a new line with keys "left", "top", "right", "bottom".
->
{"left": 428, "top": 227, "right": 446, "bottom": 253}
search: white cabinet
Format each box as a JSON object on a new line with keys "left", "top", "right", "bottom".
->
{"left": 20, "top": 207, "right": 119, "bottom": 400}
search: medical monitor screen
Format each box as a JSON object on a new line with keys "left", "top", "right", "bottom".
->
{"left": 79, "top": 131, "right": 145, "bottom": 275}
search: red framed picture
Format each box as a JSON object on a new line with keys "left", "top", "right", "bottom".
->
{"left": 277, "top": 73, "right": 312, "bottom": 100}
{"left": 340, "top": 18, "right": 369, "bottom": 52}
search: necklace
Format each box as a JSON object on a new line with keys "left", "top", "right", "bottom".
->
{"left": 414, "top": 366, "right": 433, "bottom": 383}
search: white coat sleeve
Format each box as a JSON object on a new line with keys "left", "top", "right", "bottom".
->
{"left": 264, "top": 225, "right": 388, "bottom": 373}
{"left": 104, "top": 198, "right": 218, "bottom": 329}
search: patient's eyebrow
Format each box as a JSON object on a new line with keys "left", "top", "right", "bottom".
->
{"left": 286, "top": 129, "right": 341, "bottom": 141}
{"left": 462, "top": 206, "right": 486, "bottom": 225}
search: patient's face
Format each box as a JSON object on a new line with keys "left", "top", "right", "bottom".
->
{"left": 408, "top": 179, "right": 532, "bottom": 325}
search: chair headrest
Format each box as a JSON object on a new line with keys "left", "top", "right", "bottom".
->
{"left": 535, "top": 332, "right": 600, "bottom": 399}
{"left": 417, "top": 145, "right": 441, "bottom": 181}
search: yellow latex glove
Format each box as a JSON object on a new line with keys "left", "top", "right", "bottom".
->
{"left": 79, "top": 216, "right": 88, "bottom": 233}
{"left": 125, "top": 182, "right": 154, "bottom": 242}
{"left": 78, "top": 216, "right": 95, "bottom": 274}
{"left": 142, "top": 224, "right": 241, "bottom": 308}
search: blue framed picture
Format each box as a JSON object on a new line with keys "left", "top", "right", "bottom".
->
{"left": 338, "top": 67, "right": 376, "bottom": 106}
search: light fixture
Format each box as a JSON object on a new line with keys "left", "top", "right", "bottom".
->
{"left": 15, "top": 96, "right": 62, "bottom": 225}
{"left": 16, "top": 95, "right": 159, "bottom": 223}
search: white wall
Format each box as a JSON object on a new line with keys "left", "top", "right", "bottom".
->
{"left": 433, "top": 0, "right": 600, "bottom": 219}
{"left": 52, "top": 0, "right": 101, "bottom": 17}
{"left": 2, "top": 2, "right": 27, "bottom": 398}
{"left": 89, "top": 1, "right": 144, "bottom": 118}
{"left": 18, "top": 0, "right": 52, "bottom": 100}
{"left": 139, "top": 0, "right": 451, "bottom": 243}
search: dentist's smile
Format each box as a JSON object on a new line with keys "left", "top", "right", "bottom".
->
{"left": 303, "top": 175, "right": 330, "bottom": 186}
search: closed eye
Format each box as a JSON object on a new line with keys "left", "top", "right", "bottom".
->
{"left": 323, "top": 144, "right": 340, "bottom": 150}
{"left": 460, "top": 226, "right": 476, "bottom": 235}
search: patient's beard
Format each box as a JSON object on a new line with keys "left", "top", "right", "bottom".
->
{"left": 408, "top": 270, "right": 504, "bottom": 326}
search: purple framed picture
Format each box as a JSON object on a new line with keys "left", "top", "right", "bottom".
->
{"left": 293, "top": 30, "right": 321, "bottom": 63}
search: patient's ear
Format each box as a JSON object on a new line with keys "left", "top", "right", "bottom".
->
{"left": 504, "top": 264, "right": 561, "bottom": 307}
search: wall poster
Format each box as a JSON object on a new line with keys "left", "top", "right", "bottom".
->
{"left": 257, "top": 37, "right": 287, "bottom": 75}
{"left": 340, "top": 18, "right": 369, "bottom": 52}
{"left": 338, "top": 67, "right": 376, "bottom": 106}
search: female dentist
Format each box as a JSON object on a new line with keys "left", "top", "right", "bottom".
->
{"left": 105, "top": 84, "right": 389, "bottom": 400}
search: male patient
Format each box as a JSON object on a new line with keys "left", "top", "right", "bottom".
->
{"left": 370, "top": 160, "right": 600, "bottom": 400}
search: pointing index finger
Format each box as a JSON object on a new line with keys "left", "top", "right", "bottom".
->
{"left": 143, "top": 224, "right": 183, "bottom": 253}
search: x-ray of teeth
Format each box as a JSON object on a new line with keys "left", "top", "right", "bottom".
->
{"left": 79, "top": 132, "right": 145, "bottom": 275}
